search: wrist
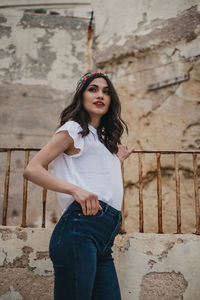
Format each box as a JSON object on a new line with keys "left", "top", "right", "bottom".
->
{"left": 118, "top": 157, "right": 124, "bottom": 165}
{"left": 68, "top": 183, "right": 79, "bottom": 197}
{"left": 64, "top": 182, "right": 76, "bottom": 196}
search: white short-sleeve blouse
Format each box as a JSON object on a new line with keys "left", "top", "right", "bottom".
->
{"left": 53, "top": 120, "right": 123, "bottom": 212}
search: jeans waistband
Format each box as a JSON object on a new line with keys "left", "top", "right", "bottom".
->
{"left": 67, "top": 200, "right": 121, "bottom": 217}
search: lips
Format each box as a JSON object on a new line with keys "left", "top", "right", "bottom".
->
{"left": 93, "top": 101, "right": 105, "bottom": 107}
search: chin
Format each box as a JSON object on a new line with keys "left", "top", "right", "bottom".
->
{"left": 90, "top": 108, "right": 107, "bottom": 115}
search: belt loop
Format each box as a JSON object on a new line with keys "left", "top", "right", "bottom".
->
{"left": 104, "top": 203, "right": 109, "bottom": 213}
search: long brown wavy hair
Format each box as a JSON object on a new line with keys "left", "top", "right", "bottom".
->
{"left": 59, "top": 72, "right": 128, "bottom": 154}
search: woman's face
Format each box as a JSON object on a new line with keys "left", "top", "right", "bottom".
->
{"left": 82, "top": 77, "right": 111, "bottom": 121}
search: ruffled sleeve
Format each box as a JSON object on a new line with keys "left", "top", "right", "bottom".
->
{"left": 55, "top": 120, "right": 84, "bottom": 158}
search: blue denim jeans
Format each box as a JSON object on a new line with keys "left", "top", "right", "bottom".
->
{"left": 49, "top": 200, "right": 122, "bottom": 300}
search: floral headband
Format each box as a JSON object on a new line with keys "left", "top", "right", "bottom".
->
{"left": 76, "top": 71, "right": 106, "bottom": 91}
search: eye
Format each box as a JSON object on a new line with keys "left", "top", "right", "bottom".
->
{"left": 88, "top": 87, "right": 96, "bottom": 92}
{"left": 104, "top": 90, "right": 110, "bottom": 95}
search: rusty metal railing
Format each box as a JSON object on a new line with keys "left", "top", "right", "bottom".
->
{"left": 1, "top": 148, "right": 200, "bottom": 234}
{"left": 120, "top": 150, "right": 200, "bottom": 235}
{"left": 0, "top": 147, "right": 47, "bottom": 228}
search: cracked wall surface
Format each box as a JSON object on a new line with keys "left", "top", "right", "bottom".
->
{"left": 113, "top": 233, "right": 200, "bottom": 300}
{"left": 0, "top": 226, "right": 53, "bottom": 299}
{"left": 0, "top": 227, "right": 200, "bottom": 300}
{"left": 0, "top": 3, "right": 92, "bottom": 228}
{"left": 0, "top": 1, "right": 200, "bottom": 233}
{"left": 91, "top": 0, "right": 200, "bottom": 234}
{"left": 91, "top": 1, "right": 200, "bottom": 64}
{"left": 0, "top": 2, "right": 200, "bottom": 300}
{"left": 140, "top": 271, "right": 188, "bottom": 300}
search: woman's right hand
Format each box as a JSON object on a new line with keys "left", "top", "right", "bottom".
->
{"left": 71, "top": 186, "right": 102, "bottom": 216}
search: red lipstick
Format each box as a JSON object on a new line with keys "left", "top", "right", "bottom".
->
{"left": 94, "top": 101, "right": 105, "bottom": 107}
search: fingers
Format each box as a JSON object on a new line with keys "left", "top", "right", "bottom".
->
{"left": 81, "top": 195, "right": 102, "bottom": 216}
{"left": 81, "top": 201, "right": 87, "bottom": 216}
{"left": 87, "top": 198, "right": 102, "bottom": 216}
{"left": 128, "top": 146, "right": 135, "bottom": 154}
{"left": 73, "top": 187, "right": 102, "bottom": 216}
{"left": 85, "top": 199, "right": 92, "bottom": 215}
{"left": 96, "top": 198, "right": 103, "bottom": 211}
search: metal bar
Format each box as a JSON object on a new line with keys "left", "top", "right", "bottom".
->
{"left": 138, "top": 152, "right": 144, "bottom": 233}
{"left": 87, "top": 11, "right": 94, "bottom": 72}
{"left": 2, "top": 150, "right": 11, "bottom": 226}
{"left": 21, "top": 150, "right": 30, "bottom": 227}
{"left": 42, "top": 188, "right": 47, "bottom": 228}
{"left": 120, "top": 163, "right": 126, "bottom": 234}
{"left": 174, "top": 153, "right": 181, "bottom": 233}
{"left": 0, "top": 148, "right": 200, "bottom": 154}
{"left": 42, "top": 166, "right": 48, "bottom": 228}
{"left": 156, "top": 153, "right": 163, "bottom": 233}
{"left": 0, "top": 148, "right": 39, "bottom": 152}
{"left": 193, "top": 153, "right": 200, "bottom": 234}
{"left": 148, "top": 73, "right": 189, "bottom": 91}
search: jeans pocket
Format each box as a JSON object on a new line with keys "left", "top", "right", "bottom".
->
{"left": 72, "top": 208, "right": 105, "bottom": 218}
{"left": 94, "top": 209, "right": 105, "bottom": 217}
{"left": 82, "top": 209, "right": 105, "bottom": 218}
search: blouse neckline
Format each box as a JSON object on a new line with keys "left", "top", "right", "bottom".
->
{"left": 88, "top": 124, "right": 97, "bottom": 135}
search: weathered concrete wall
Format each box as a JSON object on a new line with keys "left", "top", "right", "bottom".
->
{"left": 0, "top": 1, "right": 199, "bottom": 231}
{"left": 0, "top": 226, "right": 53, "bottom": 300}
{"left": 115, "top": 233, "right": 200, "bottom": 300}
{"left": 1, "top": 3, "right": 199, "bottom": 299}
{"left": 0, "top": 226, "right": 200, "bottom": 300}
{"left": 0, "top": 3, "right": 90, "bottom": 147}
{"left": 0, "top": 2, "right": 92, "bottom": 227}
{"left": 91, "top": 0, "right": 200, "bottom": 233}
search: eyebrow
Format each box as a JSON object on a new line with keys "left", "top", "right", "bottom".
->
{"left": 88, "top": 84, "right": 109, "bottom": 89}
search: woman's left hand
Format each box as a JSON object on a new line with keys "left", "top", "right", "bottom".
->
{"left": 117, "top": 144, "right": 135, "bottom": 165}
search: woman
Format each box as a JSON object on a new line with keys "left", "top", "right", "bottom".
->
{"left": 23, "top": 71, "right": 134, "bottom": 300}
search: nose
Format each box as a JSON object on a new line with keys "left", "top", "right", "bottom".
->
{"left": 97, "top": 89, "right": 104, "bottom": 99}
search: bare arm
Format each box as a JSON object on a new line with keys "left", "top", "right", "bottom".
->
{"left": 23, "top": 131, "right": 102, "bottom": 215}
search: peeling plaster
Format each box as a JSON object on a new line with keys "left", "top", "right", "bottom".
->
{"left": 1, "top": 228, "right": 200, "bottom": 299}
{"left": 94, "top": 6, "right": 200, "bottom": 65}
{"left": 0, "top": 228, "right": 28, "bottom": 241}
{"left": 140, "top": 271, "right": 188, "bottom": 300}
{"left": 0, "top": 285, "right": 23, "bottom": 300}
{"left": 26, "top": 30, "right": 56, "bottom": 80}
{"left": 0, "top": 229, "right": 12, "bottom": 241}
{"left": 148, "top": 259, "right": 157, "bottom": 268}
{"left": 0, "top": 24, "right": 11, "bottom": 39}
{"left": 157, "top": 241, "right": 176, "bottom": 261}
{"left": 0, "top": 267, "right": 53, "bottom": 300}
{"left": 36, "top": 251, "right": 49, "bottom": 260}
{"left": 114, "top": 235, "right": 131, "bottom": 253}
{"left": 113, "top": 233, "right": 200, "bottom": 299}
{"left": 0, "top": 226, "right": 53, "bottom": 276}
{"left": 16, "top": 229, "right": 28, "bottom": 241}
{"left": 0, "top": 9, "right": 88, "bottom": 90}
